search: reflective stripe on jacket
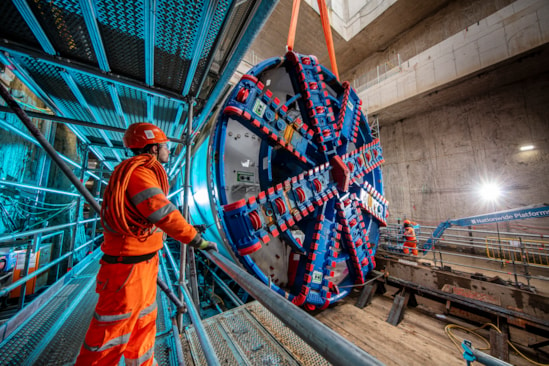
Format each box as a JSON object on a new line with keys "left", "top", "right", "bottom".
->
{"left": 102, "top": 165, "right": 199, "bottom": 256}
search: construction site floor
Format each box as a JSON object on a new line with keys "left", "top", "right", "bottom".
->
{"left": 317, "top": 287, "right": 546, "bottom": 366}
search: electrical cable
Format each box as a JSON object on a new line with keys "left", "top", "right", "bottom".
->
{"left": 101, "top": 154, "right": 168, "bottom": 239}
{"left": 445, "top": 323, "right": 549, "bottom": 365}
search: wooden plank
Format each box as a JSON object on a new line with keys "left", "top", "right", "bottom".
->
{"left": 316, "top": 296, "right": 465, "bottom": 366}
{"left": 356, "top": 283, "right": 378, "bottom": 309}
{"left": 387, "top": 291, "right": 409, "bottom": 326}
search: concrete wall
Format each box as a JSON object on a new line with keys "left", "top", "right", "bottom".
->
{"left": 381, "top": 73, "right": 549, "bottom": 225}
{"left": 345, "top": 0, "right": 515, "bottom": 83}
{"left": 359, "top": 0, "right": 548, "bottom": 114}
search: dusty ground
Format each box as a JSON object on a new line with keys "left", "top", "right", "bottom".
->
{"left": 315, "top": 291, "right": 546, "bottom": 366}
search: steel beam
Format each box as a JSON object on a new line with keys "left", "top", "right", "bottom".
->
{"left": 60, "top": 70, "right": 120, "bottom": 162}
{"left": 182, "top": 0, "right": 219, "bottom": 96}
{"left": 107, "top": 83, "right": 129, "bottom": 128}
{"left": 12, "top": 0, "right": 55, "bottom": 55}
{"left": 0, "top": 41, "right": 189, "bottom": 104}
{"left": 0, "top": 105, "right": 186, "bottom": 144}
{"left": 80, "top": 0, "right": 110, "bottom": 71}
{"left": 372, "top": 265, "right": 549, "bottom": 328}
{"left": 144, "top": 0, "right": 156, "bottom": 86}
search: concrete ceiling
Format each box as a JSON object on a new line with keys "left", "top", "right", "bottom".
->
{"left": 372, "top": 44, "right": 549, "bottom": 125}
{"left": 249, "top": 0, "right": 549, "bottom": 126}
{"left": 249, "top": 0, "right": 450, "bottom": 78}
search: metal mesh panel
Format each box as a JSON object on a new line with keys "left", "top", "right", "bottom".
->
{"left": 0, "top": 274, "right": 97, "bottom": 365}
{"left": 154, "top": 0, "right": 205, "bottom": 91}
{"left": 117, "top": 86, "right": 148, "bottom": 123}
{"left": 14, "top": 55, "right": 95, "bottom": 123}
{"left": 184, "top": 303, "right": 303, "bottom": 366}
{"left": 217, "top": 308, "right": 299, "bottom": 365}
{"left": 185, "top": 322, "right": 242, "bottom": 366}
{"left": 96, "top": 0, "right": 145, "bottom": 80}
{"left": 27, "top": 0, "right": 98, "bottom": 65}
{"left": 73, "top": 74, "right": 116, "bottom": 114}
{"left": 32, "top": 282, "right": 98, "bottom": 365}
{"left": 183, "top": 302, "right": 331, "bottom": 366}
{"left": 154, "top": 334, "right": 176, "bottom": 366}
{"left": 180, "top": 335, "right": 196, "bottom": 366}
{"left": 189, "top": 0, "right": 232, "bottom": 97}
{"left": 0, "top": 1, "right": 40, "bottom": 48}
{"left": 246, "top": 302, "right": 331, "bottom": 366}
{"left": 71, "top": 74, "right": 118, "bottom": 141}
{"left": 153, "top": 97, "right": 180, "bottom": 127}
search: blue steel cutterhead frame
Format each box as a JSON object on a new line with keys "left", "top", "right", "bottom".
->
{"left": 421, "top": 204, "right": 549, "bottom": 253}
{"left": 193, "top": 0, "right": 279, "bottom": 132}
{"left": 188, "top": 51, "right": 388, "bottom": 310}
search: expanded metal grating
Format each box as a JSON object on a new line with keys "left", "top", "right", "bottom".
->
{"left": 0, "top": 256, "right": 187, "bottom": 366}
{"left": 0, "top": 0, "right": 273, "bottom": 171}
{"left": 27, "top": 0, "right": 99, "bottom": 65}
{"left": 183, "top": 301, "right": 331, "bottom": 366}
{"left": 95, "top": 0, "right": 146, "bottom": 80}
{"left": 0, "top": 2, "right": 40, "bottom": 48}
{"left": 246, "top": 302, "right": 331, "bottom": 366}
{"left": 0, "top": 260, "right": 100, "bottom": 366}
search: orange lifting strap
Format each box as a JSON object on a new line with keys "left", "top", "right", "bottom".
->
{"left": 286, "top": 0, "right": 340, "bottom": 81}
{"left": 286, "top": 0, "right": 301, "bottom": 52}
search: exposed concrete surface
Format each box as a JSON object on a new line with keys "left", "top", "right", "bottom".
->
{"left": 245, "top": 0, "right": 450, "bottom": 77}
{"left": 303, "top": 0, "right": 397, "bottom": 41}
{"left": 245, "top": 0, "right": 549, "bottom": 226}
{"left": 359, "top": 0, "right": 549, "bottom": 116}
{"left": 380, "top": 73, "right": 549, "bottom": 223}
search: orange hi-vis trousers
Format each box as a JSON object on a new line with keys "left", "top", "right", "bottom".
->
{"left": 403, "top": 240, "right": 418, "bottom": 256}
{"left": 76, "top": 255, "right": 159, "bottom": 366}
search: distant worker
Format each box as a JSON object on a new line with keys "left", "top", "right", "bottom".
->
{"left": 402, "top": 219, "right": 418, "bottom": 256}
{"left": 76, "top": 123, "right": 217, "bottom": 366}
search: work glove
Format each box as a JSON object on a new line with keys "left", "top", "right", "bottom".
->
{"left": 198, "top": 239, "right": 218, "bottom": 252}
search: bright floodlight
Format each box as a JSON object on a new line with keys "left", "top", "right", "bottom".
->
{"left": 519, "top": 145, "right": 534, "bottom": 151}
{"left": 480, "top": 182, "right": 502, "bottom": 202}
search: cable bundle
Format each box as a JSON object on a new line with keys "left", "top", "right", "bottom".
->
{"left": 101, "top": 154, "right": 168, "bottom": 239}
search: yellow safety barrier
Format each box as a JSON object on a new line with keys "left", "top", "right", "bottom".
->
{"left": 485, "top": 237, "right": 549, "bottom": 266}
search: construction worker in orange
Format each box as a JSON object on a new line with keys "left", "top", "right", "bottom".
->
{"left": 402, "top": 219, "right": 418, "bottom": 256}
{"left": 76, "top": 122, "right": 217, "bottom": 366}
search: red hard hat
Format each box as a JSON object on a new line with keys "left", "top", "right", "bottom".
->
{"left": 123, "top": 123, "right": 168, "bottom": 149}
{"left": 403, "top": 219, "right": 411, "bottom": 225}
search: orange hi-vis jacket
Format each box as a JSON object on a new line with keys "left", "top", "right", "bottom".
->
{"left": 101, "top": 162, "right": 200, "bottom": 256}
{"left": 76, "top": 155, "right": 200, "bottom": 366}
{"left": 403, "top": 226, "right": 418, "bottom": 255}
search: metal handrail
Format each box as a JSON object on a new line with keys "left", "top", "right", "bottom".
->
{"left": 203, "top": 250, "right": 384, "bottom": 366}
{"left": 163, "top": 244, "right": 220, "bottom": 366}
{"left": 0, "top": 234, "right": 103, "bottom": 297}
{"left": 197, "top": 257, "right": 244, "bottom": 306}
{"left": 0, "top": 217, "right": 100, "bottom": 243}
{"left": 378, "top": 224, "right": 549, "bottom": 291}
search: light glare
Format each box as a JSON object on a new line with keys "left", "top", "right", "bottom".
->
{"left": 519, "top": 145, "right": 534, "bottom": 151}
{"left": 480, "top": 183, "right": 501, "bottom": 202}
{"left": 193, "top": 189, "right": 210, "bottom": 205}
